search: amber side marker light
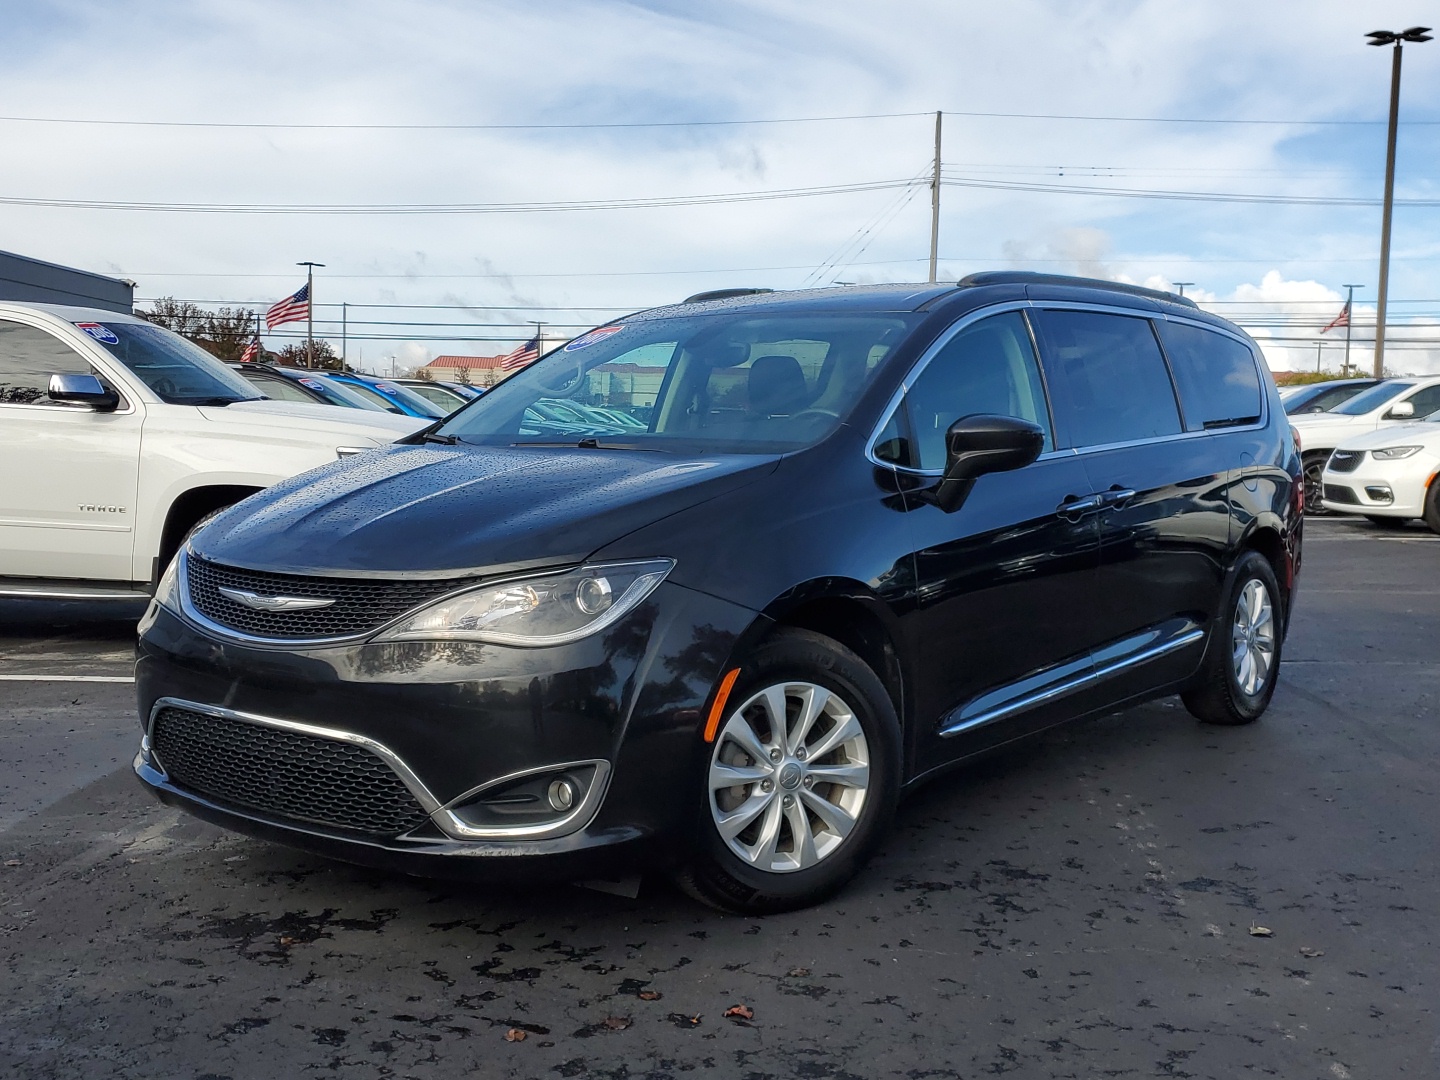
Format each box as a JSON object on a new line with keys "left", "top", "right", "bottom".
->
{"left": 703, "top": 668, "right": 742, "bottom": 742}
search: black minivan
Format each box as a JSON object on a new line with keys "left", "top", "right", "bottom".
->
{"left": 135, "top": 273, "right": 1303, "bottom": 913}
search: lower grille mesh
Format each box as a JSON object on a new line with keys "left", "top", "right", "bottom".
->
{"left": 1327, "top": 450, "right": 1364, "bottom": 474}
{"left": 151, "top": 705, "right": 431, "bottom": 838}
{"left": 1323, "top": 484, "right": 1360, "bottom": 505}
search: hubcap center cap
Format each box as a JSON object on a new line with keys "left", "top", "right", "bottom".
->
{"left": 777, "top": 762, "right": 804, "bottom": 790}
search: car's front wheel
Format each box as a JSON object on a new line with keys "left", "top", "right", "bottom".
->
{"left": 676, "top": 629, "right": 900, "bottom": 914}
{"left": 1425, "top": 479, "right": 1440, "bottom": 536}
{"left": 1302, "top": 451, "right": 1331, "bottom": 515}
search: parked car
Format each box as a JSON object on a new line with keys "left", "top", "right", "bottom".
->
{"left": 134, "top": 273, "right": 1301, "bottom": 913}
{"left": 395, "top": 379, "right": 482, "bottom": 412}
{"left": 229, "top": 362, "right": 392, "bottom": 411}
{"left": 1320, "top": 409, "right": 1440, "bottom": 531}
{"left": 1290, "top": 377, "right": 1440, "bottom": 512}
{"left": 311, "top": 371, "right": 450, "bottom": 419}
{"left": 0, "top": 303, "right": 430, "bottom": 599}
{"left": 1282, "top": 378, "right": 1380, "bottom": 416}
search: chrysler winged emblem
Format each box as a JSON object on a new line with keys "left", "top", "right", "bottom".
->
{"left": 217, "top": 587, "right": 336, "bottom": 612}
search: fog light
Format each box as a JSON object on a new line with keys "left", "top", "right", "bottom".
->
{"left": 1364, "top": 485, "right": 1394, "bottom": 503}
{"left": 547, "top": 778, "right": 577, "bottom": 812}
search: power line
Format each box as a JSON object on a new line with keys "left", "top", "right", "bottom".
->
{"left": 941, "top": 174, "right": 1440, "bottom": 208}
{"left": 0, "top": 178, "right": 916, "bottom": 215}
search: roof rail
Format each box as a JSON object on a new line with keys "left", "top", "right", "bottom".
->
{"left": 680, "top": 288, "right": 775, "bottom": 304}
{"left": 956, "top": 271, "right": 1198, "bottom": 309}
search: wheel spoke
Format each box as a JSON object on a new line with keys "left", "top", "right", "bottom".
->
{"left": 758, "top": 685, "right": 789, "bottom": 742}
{"left": 1237, "top": 650, "right": 1254, "bottom": 694}
{"left": 807, "top": 712, "right": 863, "bottom": 762}
{"left": 804, "top": 762, "right": 870, "bottom": 789}
{"left": 788, "top": 684, "right": 831, "bottom": 754}
{"left": 784, "top": 797, "right": 819, "bottom": 868}
{"left": 714, "top": 789, "right": 772, "bottom": 841}
{"left": 720, "top": 713, "right": 770, "bottom": 766}
{"left": 799, "top": 787, "right": 858, "bottom": 840}
{"left": 747, "top": 795, "right": 785, "bottom": 867}
{"left": 709, "top": 761, "right": 770, "bottom": 792}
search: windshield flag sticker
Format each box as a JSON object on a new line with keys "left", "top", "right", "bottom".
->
{"left": 563, "top": 325, "right": 624, "bottom": 353}
{"left": 75, "top": 323, "right": 120, "bottom": 345}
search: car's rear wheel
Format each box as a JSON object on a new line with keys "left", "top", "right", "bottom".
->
{"left": 1182, "top": 551, "right": 1283, "bottom": 726}
{"left": 675, "top": 629, "right": 900, "bottom": 914}
{"left": 1302, "top": 452, "right": 1331, "bottom": 515}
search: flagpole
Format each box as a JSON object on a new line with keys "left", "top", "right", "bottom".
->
{"left": 1341, "top": 284, "right": 1363, "bottom": 377}
{"left": 297, "top": 261, "right": 324, "bottom": 367}
{"left": 342, "top": 302, "right": 348, "bottom": 370}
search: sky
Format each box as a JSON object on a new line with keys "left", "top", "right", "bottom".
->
{"left": 3, "top": 0, "right": 1440, "bottom": 375}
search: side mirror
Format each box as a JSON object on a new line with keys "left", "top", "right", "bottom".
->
{"left": 1385, "top": 400, "right": 1415, "bottom": 419}
{"left": 935, "top": 414, "right": 1046, "bottom": 513}
{"left": 49, "top": 373, "right": 119, "bottom": 411}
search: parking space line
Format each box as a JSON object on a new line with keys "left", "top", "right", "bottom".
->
{"left": 0, "top": 674, "right": 135, "bottom": 683}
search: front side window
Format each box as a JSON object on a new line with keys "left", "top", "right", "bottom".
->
{"left": 1398, "top": 383, "right": 1440, "bottom": 419}
{"left": 1157, "top": 322, "right": 1263, "bottom": 430}
{"left": 1031, "top": 309, "right": 1182, "bottom": 448}
{"left": 875, "top": 311, "right": 1052, "bottom": 470}
{"left": 85, "top": 320, "right": 262, "bottom": 405}
{"left": 0, "top": 320, "right": 103, "bottom": 405}
{"left": 1332, "top": 381, "right": 1413, "bottom": 416}
{"left": 436, "top": 312, "right": 916, "bottom": 453}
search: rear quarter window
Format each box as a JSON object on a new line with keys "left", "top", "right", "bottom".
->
{"left": 1157, "top": 322, "right": 1264, "bottom": 430}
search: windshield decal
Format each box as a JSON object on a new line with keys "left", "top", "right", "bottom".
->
{"left": 375, "top": 383, "right": 399, "bottom": 395}
{"left": 563, "top": 325, "right": 624, "bottom": 352}
{"left": 299, "top": 378, "right": 325, "bottom": 390}
{"left": 75, "top": 322, "right": 120, "bottom": 345}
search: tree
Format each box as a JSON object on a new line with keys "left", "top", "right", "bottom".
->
{"left": 139, "top": 297, "right": 261, "bottom": 361}
{"left": 275, "top": 340, "right": 342, "bottom": 369}
{"left": 455, "top": 366, "right": 471, "bottom": 386}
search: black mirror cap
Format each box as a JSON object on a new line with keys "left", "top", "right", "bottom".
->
{"left": 935, "top": 414, "right": 1046, "bottom": 513}
{"left": 49, "top": 372, "right": 120, "bottom": 411}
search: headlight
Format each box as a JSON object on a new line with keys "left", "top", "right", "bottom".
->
{"left": 1370, "top": 445, "right": 1422, "bottom": 460}
{"left": 153, "top": 546, "right": 184, "bottom": 612}
{"left": 372, "top": 559, "right": 674, "bottom": 646}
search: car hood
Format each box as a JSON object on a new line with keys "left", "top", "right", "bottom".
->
{"left": 1288, "top": 411, "right": 1378, "bottom": 449}
{"left": 202, "top": 398, "right": 427, "bottom": 438}
{"left": 1334, "top": 421, "right": 1440, "bottom": 452}
{"left": 193, "top": 443, "right": 781, "bottom": 575}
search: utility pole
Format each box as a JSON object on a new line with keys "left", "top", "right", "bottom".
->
{"left": 341, "top": 302, "right": 348, "bottom": 370}
{"left": 297, "top": 260, "right": 324, "bottom": 367}
{"left": 928, "top": 111, "right": 942, "bottom": 283}
{"left": 1315, "top": 340, "right": 1324, "bottom": 374}
{"left": 533, "top": 320, "right": 546, "bottom": 356}
{"left": 1366, "top": 27, "right": 1432, "bottom": 378}
{"left": 1341, "top": 283, "right": 1363, "bottom": 375}
{"left": 1173, "top": 281, "right": 1194, "bottom": 297}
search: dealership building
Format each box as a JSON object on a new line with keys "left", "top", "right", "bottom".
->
{"left": 0, "top": 250, "right": 135, "bottom": 313}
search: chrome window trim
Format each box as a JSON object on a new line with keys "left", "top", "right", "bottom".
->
{"left": 144, "top": 696, "right": 610, "bottom": 842}
{"left": 866, "top": 299, "right": 1270, "bottom": 477}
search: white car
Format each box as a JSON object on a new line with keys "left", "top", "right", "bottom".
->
{"left": 0, "top": 302, "right": 428, "bottom": 600}
{"left": 1289, "top": 376, "right": 1440, "bottom": 513}
{"left": 1320, "top": 412, "right": 1440, "bottom": 532}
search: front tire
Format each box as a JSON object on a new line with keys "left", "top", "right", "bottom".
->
{"left": 1365, "top": 515, "right": 1408, "bottom": 529}
{"left": 1182, "top": 551, "right": 1283, "bottom": 726}
{"left": 1302, "top": 452, "right": 1330, "bottom": 515}
{"left": 1425, "top": 479, "right": 1440, "bottom": 536}
{"left": 676, "top": 628, "right": 900, "bottom": 914}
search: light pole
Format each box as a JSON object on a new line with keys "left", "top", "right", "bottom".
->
{"left": 1340, "top": 283, "right": 1364, "bottom": 375}
{"left": 297, "top": 260, "right": 325, "bottom": 367}
{"left": 1366, "top": 26, "right": 1431, "bottom": 378}
{"left": 1173, "top": 281, "right": 1194, "bottom": 298}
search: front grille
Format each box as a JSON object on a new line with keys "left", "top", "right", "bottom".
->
{"left": 151, "top": 705, "right": 431, "bottom": 837}
{"left": 1323, "top": 483, "right": 1360, "bottom": 505}
{"left": 186, "top": 555, "right": 482, "bottom": 640}
{"left": 1328, "top": 449, "right": 1364, "bottom": 474}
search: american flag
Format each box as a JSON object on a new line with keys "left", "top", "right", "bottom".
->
{"left": 239, "top": 336, "right": 261, "bottom": 363}
{"left": 1321, "top": 302, "right": 1350, "bottom": 333}
{"left": 498, "top": 334, "right": 541, "bottom": 373}
{"left": 266, "top": 284, "right": 310, "bottom": 330}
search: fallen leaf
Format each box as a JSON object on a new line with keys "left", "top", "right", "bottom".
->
{"left": 3, "top": 860, "right": 19, "bottom": 867}
{"left": 1299, "top": 946, "right": 1325, "bottom": 958}
{"left": 723, "top": 1004, "right": 754, "bottom": 1021}
{"left": 638, "top": 990, "right": 662, "bottom": 1001}
{"left": 602, "top": 1016, "right": 631, "bottom": 1031}
{"left": 1248, "top": 924, "right": 1273, "bottom": 937}
{"left": 787, "top": 967, "right": 810, "bottom": 977}
{"left": 504, "top": 1028, "right": 527, "bottom": 1042}
{"left": 278, "top": 935, "right": 296, "bottom": 946}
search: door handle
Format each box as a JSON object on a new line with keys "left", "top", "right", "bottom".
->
{"left": 1099, "top": 486, "right": 1137, "bottom": 510}
{"left": 1057, "top": 493, "right": 1104, "bottom": 521}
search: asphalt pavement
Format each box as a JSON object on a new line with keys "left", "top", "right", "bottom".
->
{"left": 0, "top": 517, "right": 1436, "bottom": 1079}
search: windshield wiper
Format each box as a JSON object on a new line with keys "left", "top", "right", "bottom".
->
{"left": 421, "top": 431, "right": 459, "bottom": 445}
{"left": 186, "top": 396, "right": 249, "bottom": 406}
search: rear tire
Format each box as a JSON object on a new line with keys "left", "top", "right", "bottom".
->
{"left": 1182, "top": 551, "right": 1283, "bottom": 726}
{"left": 675, "top": 628, "right": 901, "bottom": 914}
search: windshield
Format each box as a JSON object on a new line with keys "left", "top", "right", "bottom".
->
{"left": 434, "top": 312, "right": 916, "bottom": 452}
{"left": 334, "top": 376, "right": 448, "bottom": 418}
{"left": 1331, "top": 381, "right": 1413, "bottom": 416}
{"left": 84, "top": 321, "right": 263, "bottom": 405}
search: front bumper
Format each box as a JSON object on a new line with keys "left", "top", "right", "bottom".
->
{"left": 1321, "top": 451, "right": 1438, "bottom": 518}
{"left": 134, "top": 581, "right": 759, "bottom": 881}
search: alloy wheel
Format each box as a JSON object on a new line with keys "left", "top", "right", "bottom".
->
{"left": 1231, "top": 578, "right": 1276, "bottom": 697}
{"left": 708, "top": 681, "right": 870, "bottom": 874}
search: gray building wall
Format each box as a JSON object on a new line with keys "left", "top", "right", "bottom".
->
{"left": 0, "top": 250, "right": 134, "bottom": 313}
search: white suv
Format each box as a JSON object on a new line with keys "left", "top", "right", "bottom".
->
{"left": 1289, "top": 376, "right": 1440, "bottom": 512}
{"left": 0, "top": 302, "right": 427, "bottom": 599}
{"left": 1320, "top": 411, "right": 1440, "bottom": 531}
